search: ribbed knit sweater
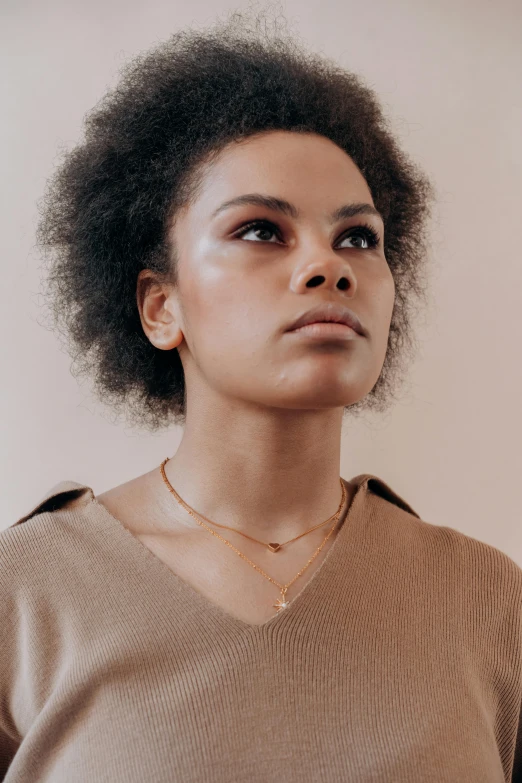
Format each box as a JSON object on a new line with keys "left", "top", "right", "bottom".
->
{"left": 1, "top": 472, "right": 521, "bottom": 782}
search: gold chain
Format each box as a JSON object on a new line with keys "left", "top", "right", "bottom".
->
{"left": 160, "top": 458, "right": 343, "bottom": 551}
{"left": 159, "top": 458, "right": 347, "bottom": 614}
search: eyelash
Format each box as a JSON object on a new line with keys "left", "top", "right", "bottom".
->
{"left": 232, "top": 219, "right": 381, "bottom": 249}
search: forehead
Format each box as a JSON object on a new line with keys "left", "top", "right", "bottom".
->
{"left": 187, "top": 130, "right": 374, "bottom": 218}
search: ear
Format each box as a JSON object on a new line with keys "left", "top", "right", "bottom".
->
{"left": 136, "top": 271, "right": 184, "bottom": 350}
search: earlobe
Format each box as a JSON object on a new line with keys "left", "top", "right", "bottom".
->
{"left": 143, "top": 324, "right": 184, "bottom": 351}
{"left": 140, "top": 313, "right": 183, "bottom": 351}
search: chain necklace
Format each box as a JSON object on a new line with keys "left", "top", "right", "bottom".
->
{"left": 159, "top": 457, "right": 347, "bottom": 614}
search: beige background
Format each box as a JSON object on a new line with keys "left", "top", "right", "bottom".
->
{"left": 1, "top": 0, "right": 521, "bottom": 565}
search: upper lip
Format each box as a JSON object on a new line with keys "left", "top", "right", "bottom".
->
{"left": 285, "top": 302, "right": 367, "bottom": 336}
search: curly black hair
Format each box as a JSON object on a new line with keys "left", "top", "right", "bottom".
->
{"left": 35, "top": 4, "right": 436, "bottom": 433}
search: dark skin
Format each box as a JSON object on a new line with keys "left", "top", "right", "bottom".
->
{"left": 96, "top": 130, "right": 395, "bottom": 625}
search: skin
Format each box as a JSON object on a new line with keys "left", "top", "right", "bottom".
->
{"left": 97, "top": 129, "right": 395, "bottom": 623}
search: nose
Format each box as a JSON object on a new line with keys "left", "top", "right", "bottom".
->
{"left": 293, "top": 255, "right": 357, "bottom": 294}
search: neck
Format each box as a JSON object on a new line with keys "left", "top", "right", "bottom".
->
{"left": 155, "top": 406, "right": 351, "bottom": 543}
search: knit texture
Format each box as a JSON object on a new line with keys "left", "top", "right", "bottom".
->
{"left": 1, "top": 473, "right": 521, "bottom": 782}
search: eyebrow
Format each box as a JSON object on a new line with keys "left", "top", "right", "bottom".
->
{"left": 211, "top": 193, "right": 384, "bottom": 224}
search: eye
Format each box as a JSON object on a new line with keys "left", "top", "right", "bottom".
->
{"left": 337, "top": 224, "right": 381, "bottom": 250}
{"left": 233, "top": 220, "right": 281, "bottom": 243}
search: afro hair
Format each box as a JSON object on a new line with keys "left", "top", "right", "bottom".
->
{"left": 36, "top": 4, "right": 436, "bottom": 432}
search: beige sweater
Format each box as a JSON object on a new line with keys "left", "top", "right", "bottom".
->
{"left": 1, "top": 472, "right": 521, "bottom": 782}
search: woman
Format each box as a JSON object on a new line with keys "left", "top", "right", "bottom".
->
{"left": 1, "top": 8, "right": 521, "bottom": 783}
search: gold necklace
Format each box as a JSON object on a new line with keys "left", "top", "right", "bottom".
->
{"left": 159, "top": 458, "right": 344, "bottom": 551}
{"left": 159, "top": 458, "right": 347, "bottom": 613}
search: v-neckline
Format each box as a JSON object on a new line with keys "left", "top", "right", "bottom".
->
{"left": 88, "top": 476, "right": 368, "bottom": 634}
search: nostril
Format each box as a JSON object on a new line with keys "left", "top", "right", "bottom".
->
{"left": 306, "top": 277, "right": 325, "bottom": 288}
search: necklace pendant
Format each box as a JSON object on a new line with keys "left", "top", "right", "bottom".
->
{"left": 268, "top": 542, "right": 281, "bottom": 552}
{"left": 273, "top": 588, "right": 289, "bottom": 613}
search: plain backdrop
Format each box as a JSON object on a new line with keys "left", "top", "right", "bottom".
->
{"left": 1, "top": 0, "right": 521, "bottom": 566}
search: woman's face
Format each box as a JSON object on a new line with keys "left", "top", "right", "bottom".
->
{"left": 143, "top": 130, "right": 395, "bottom": 413}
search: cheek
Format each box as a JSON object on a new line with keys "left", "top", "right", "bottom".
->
{"left": 372, "top": 272, "right": 395, "bottom": 356}
{"left": 382, "top": 270, "right": 396, "bottom": 327}
{"left": 369, "top": 266, "right": 395, "bottom": 322}
{"left": 181, "top": 263, "right": 266, "bottom": 359}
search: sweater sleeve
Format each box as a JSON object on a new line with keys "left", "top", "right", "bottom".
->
{"left": 0, "top": 536, "right": 22, "bottom": 780}
{"left": 0, "top": 732, "right": 19, "bottom": 782}
{"left": 0, "top": 588, "right": 20, "bottom": 781}
{"left": 0, "top": 605, "right": 21, "bottom": 779}
{"left": 514, "top": 705, "right": 522, "bottom": 782}
{"left": 0, "top": 486, "right": 97, "bottom": 781}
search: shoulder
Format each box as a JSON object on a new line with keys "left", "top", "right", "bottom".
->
{"left": 6, "top": 480, "right": 96, "bottom": 529}
{"left": 0, "top": 480, "right": 97, "bottom": 583}
{"left": 0, "top": 481, "right": 101, "bottom": 688}
{"left": 355, "top": 472, "right": 522, "bottom": 601}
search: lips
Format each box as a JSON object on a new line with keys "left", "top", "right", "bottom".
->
{"left": 285, "top": 302, "right": 366, "bottom": 336}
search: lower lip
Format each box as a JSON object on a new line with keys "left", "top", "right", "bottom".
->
{"left": 287, "top": 322, "right": 361, "bottom": 339}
